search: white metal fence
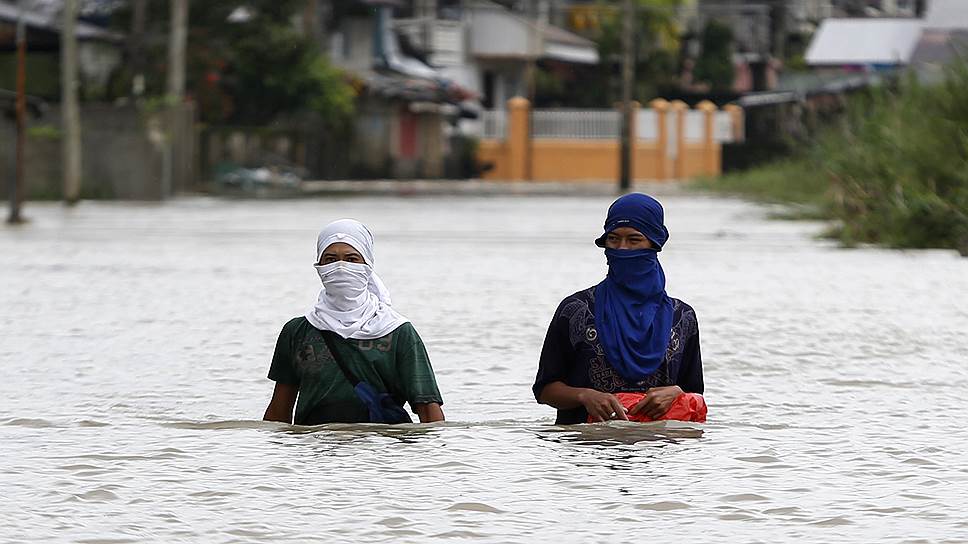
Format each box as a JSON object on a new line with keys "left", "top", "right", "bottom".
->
{"left": 636, "top": 109, "right": 658, "bottom": 141}
{"left": 715, "top": 111, "right": 741, "bottom": 142}
{"left": 481, "top": 110, "right": 507, "bottom": 140}
{"left": 477, "top": 107, "right": 741, "bottom": 144}
{"left": 531, "top": 109, "right": 621, "bottom": 139}
{"left": 684, "top": 110, "right": 706, "bottom": 143}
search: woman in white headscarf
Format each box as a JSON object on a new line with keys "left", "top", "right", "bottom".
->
{"left": 263, "top": 219, "right": 445, "bottom": 425}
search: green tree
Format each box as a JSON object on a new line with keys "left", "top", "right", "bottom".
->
{"left": 597, "top": 0, "right": 682, "bottom": 103}
{"left": 534, "top": 0, "right": 681, "bottom": 107}
{"left": 217, "top": 23, "right": 353, "bottom": 125}
{"left": 113, "top": 0, "right": 354, "bottom": 125}
{"left": 693, "top": 20, "right": 735, "bottom": 92}
{"left": 702, "top": 60, "right": 968, "bottom": 254}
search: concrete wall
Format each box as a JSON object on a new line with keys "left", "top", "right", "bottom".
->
{"left": 477, "top": 140, "right": 510, "bottom": 179}
{"left": 329, "top": 18, "right": 374, "bottom": 74}
{"left": 1, "top": 103, "right": 195, "bottom": 200}
{"left": 469, "top": 9, "right": 532, "bottom": 58}
{"left": 531, "top": 140, "right": 618, "bottom": 181}
{"left": 531, "top": 141, "right": 676, "bottom": 181}
{"left": 358, "top": 99, "right": 446, "bottom": 179}
{"left": 197, "top": 100, "right": 446, "bottom": 181}
{"left": 633, "top": 143, "right": 665, "bottom": 181}
{"left": 477, "top": 98, "right": 730, "bottom": 182}
{"left": 677, "top": 144, "right": 710, "bottom": 180}
{"left": 417, "top": 111, "right": 444, "bottom": 178}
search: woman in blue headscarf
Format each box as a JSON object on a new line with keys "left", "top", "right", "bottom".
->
{"left": 533, "top": 193, "right": 704, "bottom": 424}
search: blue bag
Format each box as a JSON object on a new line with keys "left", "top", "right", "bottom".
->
{"left": 352, "top": 382, "right": 413, "bottom": 424}
{"left": 321, "top": 331, "right": 413, "bottom": 424}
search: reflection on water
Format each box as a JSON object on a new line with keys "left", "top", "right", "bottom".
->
{"left": 536, "top": 421, "right": 704, "bottom": 446}
{"left": 2, "top": 194, "right": 968, "bottom": 542}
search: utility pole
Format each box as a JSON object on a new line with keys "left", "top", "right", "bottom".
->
{"left": 130, "top": 0, "right": 148, "bottom": 97}
{"left": 164, "top": 0, "right": 189, "bottom": 198}
{"left": 7, "top": 0, "right": 27, "bottom": 224}
{"left": 524, "top": 0, "right": 540, "bottom": 102}
{"left": 771, "top": 0, "right": 787, "bottom": 63}
{"left": 618, "top": 0, "right": 635, "bottom": 192}
{"left": 522, "top": 0, "right": 543, "bottom": 181}
{"left": 167, "top": 0, "right": 188, "bottom": 99}
{"left": 62, "top": 0, "right": 82, "bottom": 205}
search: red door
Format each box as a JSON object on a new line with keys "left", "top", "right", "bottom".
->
{"left": 399, "top": 110, "right": 418, "bottom": 159}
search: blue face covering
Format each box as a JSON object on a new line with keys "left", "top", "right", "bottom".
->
{"left": 593, "top": 194, "right": 675, "bottom": 382}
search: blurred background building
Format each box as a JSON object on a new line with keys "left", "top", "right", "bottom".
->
{"left": 2, "top": 0, "right": 963, "bottom": 198}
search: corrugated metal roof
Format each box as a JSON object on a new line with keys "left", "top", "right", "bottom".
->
{"left": 805, "top": 18, "right": 924, "bottom": 66}
{"left": 468, "top": 0, "right": 598, "bottom": 64}
{"left": 0, "top": 1, "right": 123, "bottom": 42}
{"left": 12, "top": 0, "right": 123, "bottom": 19}
{"left": 541, "top": 23, "right": 596, "bottom": 48}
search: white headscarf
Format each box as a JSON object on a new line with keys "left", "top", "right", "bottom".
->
{"left": 305, "top": 219, "right": 409, "bottom": 339}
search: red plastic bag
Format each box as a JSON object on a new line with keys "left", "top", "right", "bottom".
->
{"left": 588, "top": 392, "right": 707, "bottom": 423}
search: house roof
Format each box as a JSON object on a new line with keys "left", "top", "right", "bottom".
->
{"left": 469, "top": 0, "right": 598, "bottom": 64}
{"left": 541, "top": 22, "right": 595, "bottom": 48}
{"left": 541, "top": 23, "right": 598, "bottom": 64}
{"left": 18, "top": 0, "right": 123, "bottom": 19}
{"left": 923, "top": 0, "right": 968, "bottom": 30}
{"left": 805, "top": 18, "right": 923, "bottom": 66}
{"left": 0, "top": 1, "right": 123, "bottom": 42}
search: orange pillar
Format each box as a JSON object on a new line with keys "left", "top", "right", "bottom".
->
{"left": 507, "top": 97, "right": 530, "bottom": 181}
{"left": 649, "top": 98, "right": 669, "bottom": 180}
{"left": 697, "top": 100, "right": 717, "bottom": 175}
{"left": 723, "top": 103, "right": 744, "bottom": 143}
{"left": 670, "top": 100, "right": 687, "bottom": 180}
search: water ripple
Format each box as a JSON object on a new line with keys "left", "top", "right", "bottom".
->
{"left": 3, "top": 196, "right": 968, "bottom": 543}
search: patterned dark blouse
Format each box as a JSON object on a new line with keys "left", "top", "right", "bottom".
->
{"left": 533, "top": 287, "right": 704, "bottom": 424}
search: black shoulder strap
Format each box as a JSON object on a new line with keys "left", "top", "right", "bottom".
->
{"left": 320, "top": 331, "right": 361, "bottom": 387}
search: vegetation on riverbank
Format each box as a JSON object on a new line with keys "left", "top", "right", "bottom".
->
{"left": 697, "top": 62, "right": 968, "bottom": 256}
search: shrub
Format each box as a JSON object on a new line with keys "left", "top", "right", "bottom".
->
{"left": 700, "top": 59, "right": 968, "bottom": 255}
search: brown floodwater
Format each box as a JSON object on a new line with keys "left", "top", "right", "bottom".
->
{"left": 2, "top": 193, "right": 967, "bottom": 543}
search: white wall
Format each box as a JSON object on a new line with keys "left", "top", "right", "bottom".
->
{"left": 469, "top": 9, "right": 534, "bottom": 58}
{"left": 329, "top": 18, "right": 374, "bottom": 73}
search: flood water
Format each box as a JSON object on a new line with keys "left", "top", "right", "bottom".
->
{"left": 2, "top": 192, "right": 967, "bottom": 543}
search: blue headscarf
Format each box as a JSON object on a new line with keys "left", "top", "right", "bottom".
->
{"left": 593, "top": 194, "right": 675, "bottom": 382}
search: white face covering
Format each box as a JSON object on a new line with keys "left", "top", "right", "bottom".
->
{"left": 315, "top": 261, "right": 370, "bottom": 310}
{"left": 305, "top": 220, "right": 409, "bottom": 339}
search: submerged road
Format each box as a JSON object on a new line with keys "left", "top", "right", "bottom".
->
{"left": 1, "top": 193, "right": 967, "bottom": 542}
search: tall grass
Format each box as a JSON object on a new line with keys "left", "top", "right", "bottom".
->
{"left": 698, "top": 61, "right": 968, "bottom": 255}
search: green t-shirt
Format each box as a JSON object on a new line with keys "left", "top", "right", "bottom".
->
{"left": 268, "top": 317, "right": 443, "bottom": 425}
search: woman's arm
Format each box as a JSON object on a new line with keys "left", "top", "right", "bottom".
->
{"left": 263, "top": 382, "right": 298, "bottom": 424}
{"left": 533, "top": 297, "right": 629, "bottom": 421}
{"left": 538, "top": 381, "right": 628, "bottom": 421}
{"left": 265, "top": 320, "right": 300, "bottom": 423}
{"left": 395, "top": 325, "right": 446, "bottom": 421}
{"left": 413, "top": 402, "right": 444, "bottom": 423}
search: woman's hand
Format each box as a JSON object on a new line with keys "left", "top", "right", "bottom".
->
{"left": 628, "top": 385, "right": 683, "bottom": 420}
{"left": 414, "top": 402, "right": 445, "bottom": 423}
{"left": 578, "top": 389, "right": 629, "bottom": 422}
{"left": 537, "top": 382, "right": 627, "bottom": 422}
